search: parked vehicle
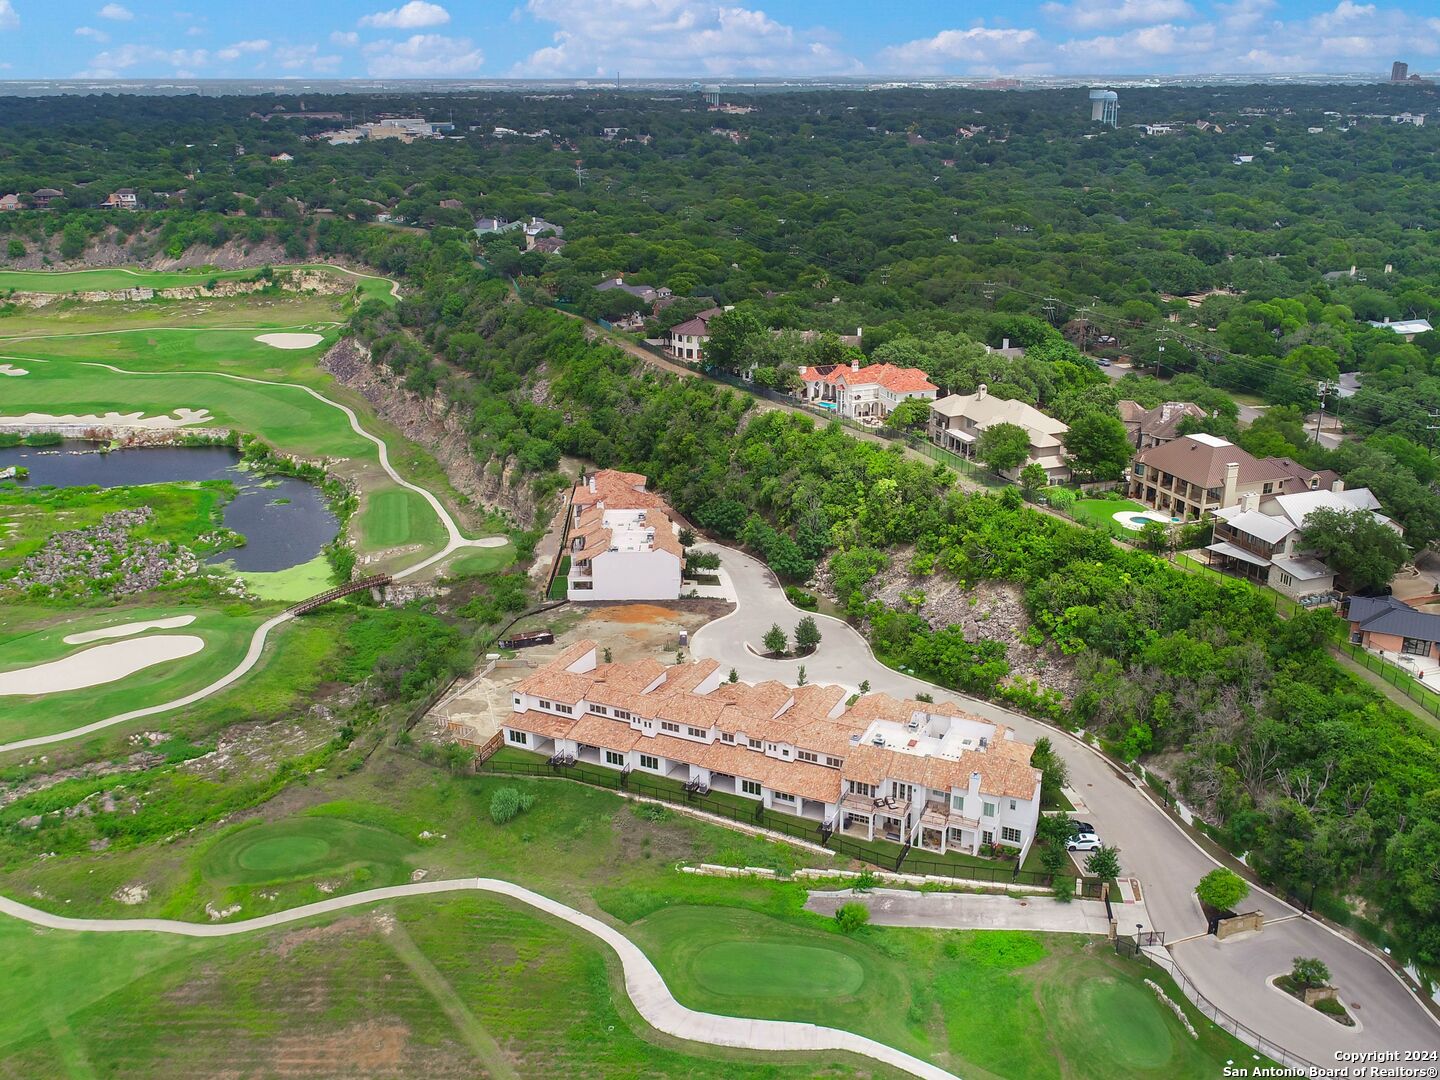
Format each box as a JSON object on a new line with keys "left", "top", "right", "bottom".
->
{"left": 1067, "top": 834, "right": 1104, "bottom": 851}
{"left": 1070, "top": 820, "right": 1097, "bottom": 835}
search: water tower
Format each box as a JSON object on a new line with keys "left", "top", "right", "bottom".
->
{"left": 703, "top": 84, "right": 722, "bottom": 107}
{"left": 1088, "top": 88, "right": 1118, "bottom": 127}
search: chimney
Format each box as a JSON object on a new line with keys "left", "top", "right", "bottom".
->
{"left": 856, "top": 326, "right": 863, "bottom": 339}
{"left": 1241, "top": 491, "right": 1259, "bottom": 512}
{"left": 1331, "top": 478, "right": 1345, "bottom": 493}
{"left": 1222, "top": 461, "right": 1240, "bottom": 508}
{"left": 977, "top": 383, "right": 988, "bottom": 399}
{"left": 851, "top": 358, "right": 860, "bottom": 372}
{"left": 1001, "top": 337, "right": 1010, "bottom": 350}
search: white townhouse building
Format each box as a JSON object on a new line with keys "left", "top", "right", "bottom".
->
{"left": 502, "top": 642, "right": 1043, "bottom": 859}
{"left": 566, "top": 470, "right": 683, "bottom": 602}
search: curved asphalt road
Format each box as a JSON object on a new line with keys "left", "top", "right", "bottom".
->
{"left": 691, "top": 543, "right": 1440, "bottom": 1064}
{"left": 0, "top": 879, "right": 957, "bottom": 1080}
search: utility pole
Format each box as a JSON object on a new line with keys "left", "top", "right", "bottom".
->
{"left": 1427, "top": 410, "right": 1440, "bottom": 453}
{"left": 1313, "top": 380, "right": 1336, "bottom": 444}
{"left": 574, "top": 159, "right": 586, "bottom": 189}
{"left": 1043, "top": 297, "right": 1060, "bottom": 325}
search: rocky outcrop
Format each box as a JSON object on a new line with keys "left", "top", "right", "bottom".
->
{"left": 9, "top": 268, "right": 348, "bottom": 308}
{"left": 3, "top": 233, "right": 292, "bottom": 273}
{"left": 321, "top": 337, "right": 547, "bottom": 529}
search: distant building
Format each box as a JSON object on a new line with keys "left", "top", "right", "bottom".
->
{"left": 595, "top": 275, "right": 671, "bottom": 305}
{"left": 0, "top": 194, "right": 20, "bottom": 212}
{"left": 473, "top": 216, "right": 521, "bottom": 236}
{"left": 1392, "top": 112, "right": 1426, "bottom": 127}
{"left": 100, "top": 189, "right": 138, "bottom": 210}
{"left": 665, "top": 307, "right": 723, "bottom": 361}
{"left": 532, "top": 236, "right": 567, "bottom": 255}
{"left": 1392, "top": 60, "right": 1410, "bottom": 82}
{"left": 30, "top": 188, "right": 63, "bottom": 209}
{"left": 438, "top": 198, "right": 463, "bottom": 210}
{"left": 522, "top": 217, "right": 564, "bottom": 248}
{"left": 270, "top": 152, "right": 294, "bottom": 163}
{"left": 1367, "top": 317, "right": 1433, "bottom": 340}
{"left": 1129, "top": 434, "right": 1341, "bottom": 520}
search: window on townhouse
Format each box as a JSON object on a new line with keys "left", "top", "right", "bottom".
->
{"left": 538, "top": 699, "right": 551, "bottom": 709}
{"left": 720, "top": 732, "right": 735, "bottom": 743}
{"left": 748, "top": 738, "right": 762, "bottom": 750}
{"left": 554, "top": 703, "right": 573, "bottom": 715}
{"left": 772, "top": 791, "right": 795, "bottom": 804}
{"left": 686, "top": 726, "right": 707, "bottom": 738}
{"left": 797, "top": 751, "right": 818, "bottom": 764}
{"left": 512, "top": 695, "right": 521, "bottom": 706}
{"left": 847, "top": 781, "right": 875, "bottom": 797}
{"left": 660, "top": 721, "right": 680, "bottom": 733}
{"left": 741, "top": 779, "right": 762, "bottom": 797}
{"left": 951, "top": 793, "right": 966, "bottom": 813}
{"left": 982, "top": 801, "right": 996, "bottom": 817}
{"left": 614, "top": 709, "right": 631, "bottom": 720}
{"left": 507, "top": 730, "right": 528, "bottom": 745}
{"left": 572, "top": 580, "right": 593, "bottom": 590}
{"left": 1001, "top": 827, "right": 1022, "bottom": 844}
{"left": 639, "top": 754, "right": 659, "bottom": 771}
{"left": 604, "top": 750, "right": 626, "bottom": 767}
{"left": 591, "top": 705, "right": 608, "bottom": 716}
{"left": 1008, "top": 799, "right": 1016, "bottom": 811}
{"left": 982, "top": 830, "right": 994, "bottom": 845}
{"left": 641, "top": 720, "right": 651, "bottom": 729}
{"left": 825, "top": 756, "right": 842, "bottom": 768}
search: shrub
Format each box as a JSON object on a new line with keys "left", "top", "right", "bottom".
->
{"left": 1195, "top": 867, "right": 1250, "bottom": 914}
{"left": 854, "top": 867, "right": 877, "bottom": 893}
{"left": 835, "top": 902, "right": 870, "bottom": 934}
{"left": 763, "top": 623, "right": 788, "bottom": 655}
{"left": 1053, "top": 876, "right": 1075, "bottom": 903}
{"left": 1290, "top": 956, "right": 1331, "bottom": 990}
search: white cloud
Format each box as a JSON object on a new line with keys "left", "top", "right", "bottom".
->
{"left": 363, "top": 33, "right": 481, "bottom": 75}
{"left": 185, "top": 24, "right": 204, "bottom": 36}
{"left": 878, "top": 27, "right": 1041, "bottom": 73}
{"left": 274, "top": 43, "right": 341, "bottom": 71}
{"left": 358, "top": 1, "right": 449, "bottom": 29}
{"left": 330, "top": 29, "right": 359, "bottom": 46}
{"left": 1057, "top": 21, "right": 1216, "bottom": 63}
{"left": 0, "top": 0, "right": 19, "bottom": 30}
{"left": 518, "top": 0, "right": 859, "bottom": 76}
{"left": 78, "top": 43, "right": 209, "bottom": 76}
{"left": 75, "top": 25, "right": 109, "bottom": 41}
{"left": 97, "top": 3, "right": 133, "bottom": 20}
{"left": 1041, "top": 0, "right": 1194, "bottom": 30}
{"left": 215, "top": 38, "right": 269, "bottom": 61}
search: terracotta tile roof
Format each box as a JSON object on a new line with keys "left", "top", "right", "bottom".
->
{"left": 798, "top": 363, "right": 936, "bottom": 394}
{"left": 510, "top": 708, "right": 576, "bottom": 740}
{"left": 566, "top": 713, "right": 641, "bottom": 750}
{"left": 572, "top": 469, "right": 664, "bottom": 511}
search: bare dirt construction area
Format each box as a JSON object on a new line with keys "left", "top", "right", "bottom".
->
{"left": 428, "top": 599, "right": 732, "bottom": 747}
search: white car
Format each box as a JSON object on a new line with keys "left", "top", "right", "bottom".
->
{"left": 1067, "top": 834, "right": 1104, "bottom": 852}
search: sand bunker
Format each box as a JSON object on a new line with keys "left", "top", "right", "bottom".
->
{"left": 255, "top": 333, "right": 324, "bottom": 350}
{"left": 0, "top": 364, "right": 26, "bottom": 377}
{"left": 0, "top": 408, "right": 214, "bottom": 430}
{"left": 0, "top": 635, "right": 205, "bottom": 696}
{"left": 469, "top": 537, "right": 510, "bottom": 548}
{"left": 63, "top": 615, "right": 197, "bottom": 645}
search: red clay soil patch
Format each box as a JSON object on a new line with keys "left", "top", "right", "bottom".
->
{"left": 584, "top": 603, "right": 675, "bottom": 625}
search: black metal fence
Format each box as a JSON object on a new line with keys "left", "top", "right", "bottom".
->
{"left": 476, "top": 755, "right": 1093, "bottom": 890}
{"left": 1337, "top": 640, "right": 1440, "bottom": 719}
{"left": 1115, "top": 935, "right": 1321, "bottom": 1072}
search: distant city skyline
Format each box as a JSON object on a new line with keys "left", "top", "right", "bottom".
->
{"left": 0, "top": 0, "right": 1436, "bottom": 82}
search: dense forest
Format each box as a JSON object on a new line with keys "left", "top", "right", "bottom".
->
{"left": 3, "top": 82, "right": 1439, "bottom": 966}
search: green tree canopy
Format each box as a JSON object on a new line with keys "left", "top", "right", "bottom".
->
{"left": 975, "top": 421, "right": 1032, "bottom": 474}
{"left": 1300, "top": 507, "right": 1409, "bottom": 594}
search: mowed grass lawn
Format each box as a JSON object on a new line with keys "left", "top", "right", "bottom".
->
{"left": 200, "top": 814, "right": 420, "bottom": 889}
{"left": 626, "top": 905, "right": 1261, "bottom": 1080}
{"left": 0, "top": 895, "right": 889, "bottom": 1080}
{"left": 358, "top": 487, "right": 450, "bottom": 552}
{"left": 0, "top": 604, "right": 278, "bottom": 742}
{"left": 1070, "top": 497, "right": 1154, "bottom": 535}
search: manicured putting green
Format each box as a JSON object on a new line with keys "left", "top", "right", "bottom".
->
{"left": 690, "top": 941, "right": 865, "bottom": 997}
{"left": 200, "top": 817, "right": 418, "bottom": 886}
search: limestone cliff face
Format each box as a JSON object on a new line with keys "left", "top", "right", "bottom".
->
{"left": 320, "top": 337, "right": 546, "bottom": 529}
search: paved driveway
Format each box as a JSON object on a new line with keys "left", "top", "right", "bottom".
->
{"left": 805, "top": 888, "right": 1117, "bottom": 936}
{"left": 690, "top": 542, "right": 1440, "bottom": 1062}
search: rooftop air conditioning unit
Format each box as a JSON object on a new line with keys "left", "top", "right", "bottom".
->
{"left": 906, "top": 718, "right": 921, "bottom": 731}
{"left": 979, "top": 736, "right": 989, "bottom": 749}
{"left": 872, "top": 734, "right": 886, "bottom": 746}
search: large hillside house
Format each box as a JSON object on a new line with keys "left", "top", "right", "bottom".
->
{"left": 1117, "top": 399, "right": 1208, "bottom": 450}
{"left": 1129, "top": 434, "right": 1339, "bottom": 521}
{"left": 664, "top": 307, "right": 723, "bottom": 361}
{"left": 1347, "top": 595, "right": 1440, "bottom": 676}
{"left": 566, "top": 470, "right": 682, "bottom": 602}
{"left": 797, "top": 359, "right": 938, "bottom": 421}
{"left": 1208, "top": 484, "right": 1396, "bottom": 599}
{"left": 928, "top": 385, "right": 1070, "bottom": 481}
{"left": 504, "top": 642, "right": 1043, "bottom": 859}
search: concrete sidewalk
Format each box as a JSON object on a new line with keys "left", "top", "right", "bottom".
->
{"left": 805, "top": 887, "right": 1123, "bottom": 937}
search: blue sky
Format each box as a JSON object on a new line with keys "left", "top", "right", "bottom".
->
{"left": 0, "top": 0, "right": 1436, "bottom": 79}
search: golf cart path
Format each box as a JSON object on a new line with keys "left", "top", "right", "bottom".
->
{"left": 0, "top": 324, "right": 505, "bottom": 755}
{"left": 691, "top": 542, "right": 1440, "bottom": 1064}
{"left": 0, "top": 878, "right": 957, "bottom": 1080}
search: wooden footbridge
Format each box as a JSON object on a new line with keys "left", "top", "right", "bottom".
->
{"left": 286, "top": 574, "right": 392, "bottom": 616}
